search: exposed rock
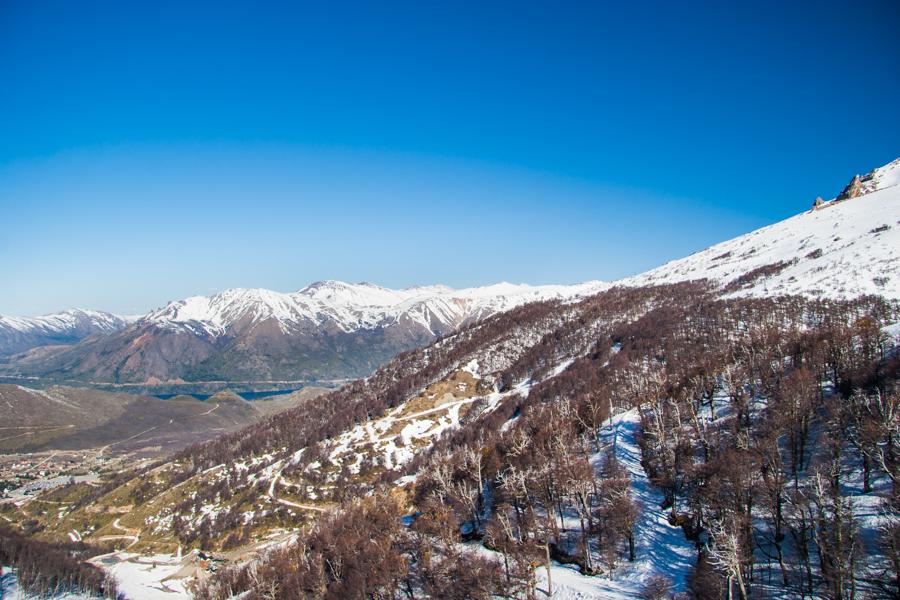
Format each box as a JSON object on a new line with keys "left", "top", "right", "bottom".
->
{"left": 837, "top": 174, "right": 863, "bottom": 200}
{"left": 836, "top": 167, "right": 885, "bottom": 201}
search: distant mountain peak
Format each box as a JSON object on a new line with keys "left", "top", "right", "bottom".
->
{"left": 3, "top": 280, "right": 611, "bottom": 383}
{"left": 0, "top": 308, "right": 132, "bottom": 356}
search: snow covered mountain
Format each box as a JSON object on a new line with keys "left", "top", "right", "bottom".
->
{"left": 621, "top": 157, "right": 900, "bottom": 299}
{"left": 0, "top": 309, "right": 133, "bottom": 357}
{"left": 2, "top": 281, "right": 607, "bottom": 383}
{"left": 144, "top": 280, "right": 609, "bottom": 338}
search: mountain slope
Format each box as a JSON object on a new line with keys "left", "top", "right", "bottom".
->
{"left": 15, "top": 285, "right": 896, "bottom": 599}
{"left": 0, "top": 384, "right": 317, "bottom": 455}
{"left": 621, "top": 157, "right": 900, "bottom": 299}
{"left": 0, "top": 309, "right": 132, "bottom": 357}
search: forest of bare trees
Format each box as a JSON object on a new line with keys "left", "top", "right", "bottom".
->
{"left": 0, "top": 525, "right": 119, "bottom": 598}
{"left": 187, "top": 285, "right": 899, "bottom": 599}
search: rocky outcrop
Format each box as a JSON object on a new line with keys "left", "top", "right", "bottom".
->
{"left": 837, "top": 174, "right": 864, "bottom": 200}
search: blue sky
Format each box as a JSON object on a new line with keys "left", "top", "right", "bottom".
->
{"left": 1, "top": 0, "right": 898, "bottom": 315}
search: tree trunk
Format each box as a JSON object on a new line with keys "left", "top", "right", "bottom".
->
{"left": 579, "top": 514, "right": 593, "bottom": 571}
{"left": 862, "top": 454, "right": 872, "bottom": 493}
{"left": 774, "top": 492, "right": 789, "bottom": 588}
{"left": 545, "top": 542, "right": 553, "bottom": 596}
{"left": 735, "top": 569, "right": 749, "bottom": 600}
{"left": 556, "top": 499, "right": 566, "bottom": 533}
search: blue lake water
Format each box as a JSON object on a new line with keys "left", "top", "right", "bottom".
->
{"left": 154, "top": 389, "right": 300, "bottom": 401}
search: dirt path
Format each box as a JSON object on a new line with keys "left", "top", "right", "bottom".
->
{"left": 0, "top": 426, "right": 73, "bottom": 443}
{"left": 266, "top": 465, "right": 329, "bottom": 513}
{"left": 393, "top": 397, "right": 476, "bottom": 422}
{"left": 101, "top": 425, "right": 160, "bottom": 452}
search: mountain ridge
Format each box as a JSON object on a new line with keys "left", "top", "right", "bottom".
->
{"left": 0, "top": 281, "right": 609, "bottom": 383}
{"left": 620, "top": 157, "right": 900, "bottom": 299}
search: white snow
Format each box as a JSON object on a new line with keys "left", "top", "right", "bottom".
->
{"left": 520, "top": 408, "right": 696, "bottom": 599}
{"left": 596, "top": 408, "right": 695, "bottom": 593}
{"left": 98, "top": 553, "right": 191, "bottom": 600}
{"left": 140, "top": 279, "right": 609, "bottom": 338}
{"left": 0, "top": 309, "right": 132, "bottom": 343}
{"left": 856, "top": 156, "right": 900, "bottom": 194}
{"left": 621, "top": 157, "right": 900, "bottom": 300}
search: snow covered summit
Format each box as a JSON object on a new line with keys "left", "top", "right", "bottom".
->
{"left": 144, "top": 279, "right": 609, "bottom": 337}
{"left": 2, "top": 280, "right": 609, "bottom": 383}
{"left": 620, "top": 157, "right": 900, "bottom": 300}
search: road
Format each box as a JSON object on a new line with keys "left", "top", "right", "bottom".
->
{"left": 266, "top": 465, "right": 329, "bottom": 513}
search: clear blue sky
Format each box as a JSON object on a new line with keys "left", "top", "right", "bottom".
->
{"left": 1, "top": 0, "right": 898, "bottom": 315}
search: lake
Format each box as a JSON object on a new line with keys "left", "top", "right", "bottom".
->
{"left": 153, "top": 388, "right": 300, "bottom": 401}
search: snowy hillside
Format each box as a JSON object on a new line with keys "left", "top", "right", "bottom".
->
{"left": 144, "top": 279, "right": 609, "bottom": 337}
{"left": 58, "top": 285, "right": 892, "bottom": 599}
{"left": 621, "top": 158, "right": 900, "bottom": 299}
{"left": 0, "top": 308, "right": 132, "bottom": 356}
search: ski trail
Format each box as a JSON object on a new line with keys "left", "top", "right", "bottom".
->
{"left": 596, "top": 407, "right": 696, "bottom": 593}
{"left": 531, "top": 407, "right": 696, "bottom": 599}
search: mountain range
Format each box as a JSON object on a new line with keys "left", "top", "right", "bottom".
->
{"left": 2, "top": 157, "right": 898, "bottom": 384}
{"left": 0, "top": 281, "right": 608, "bottom": 383}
